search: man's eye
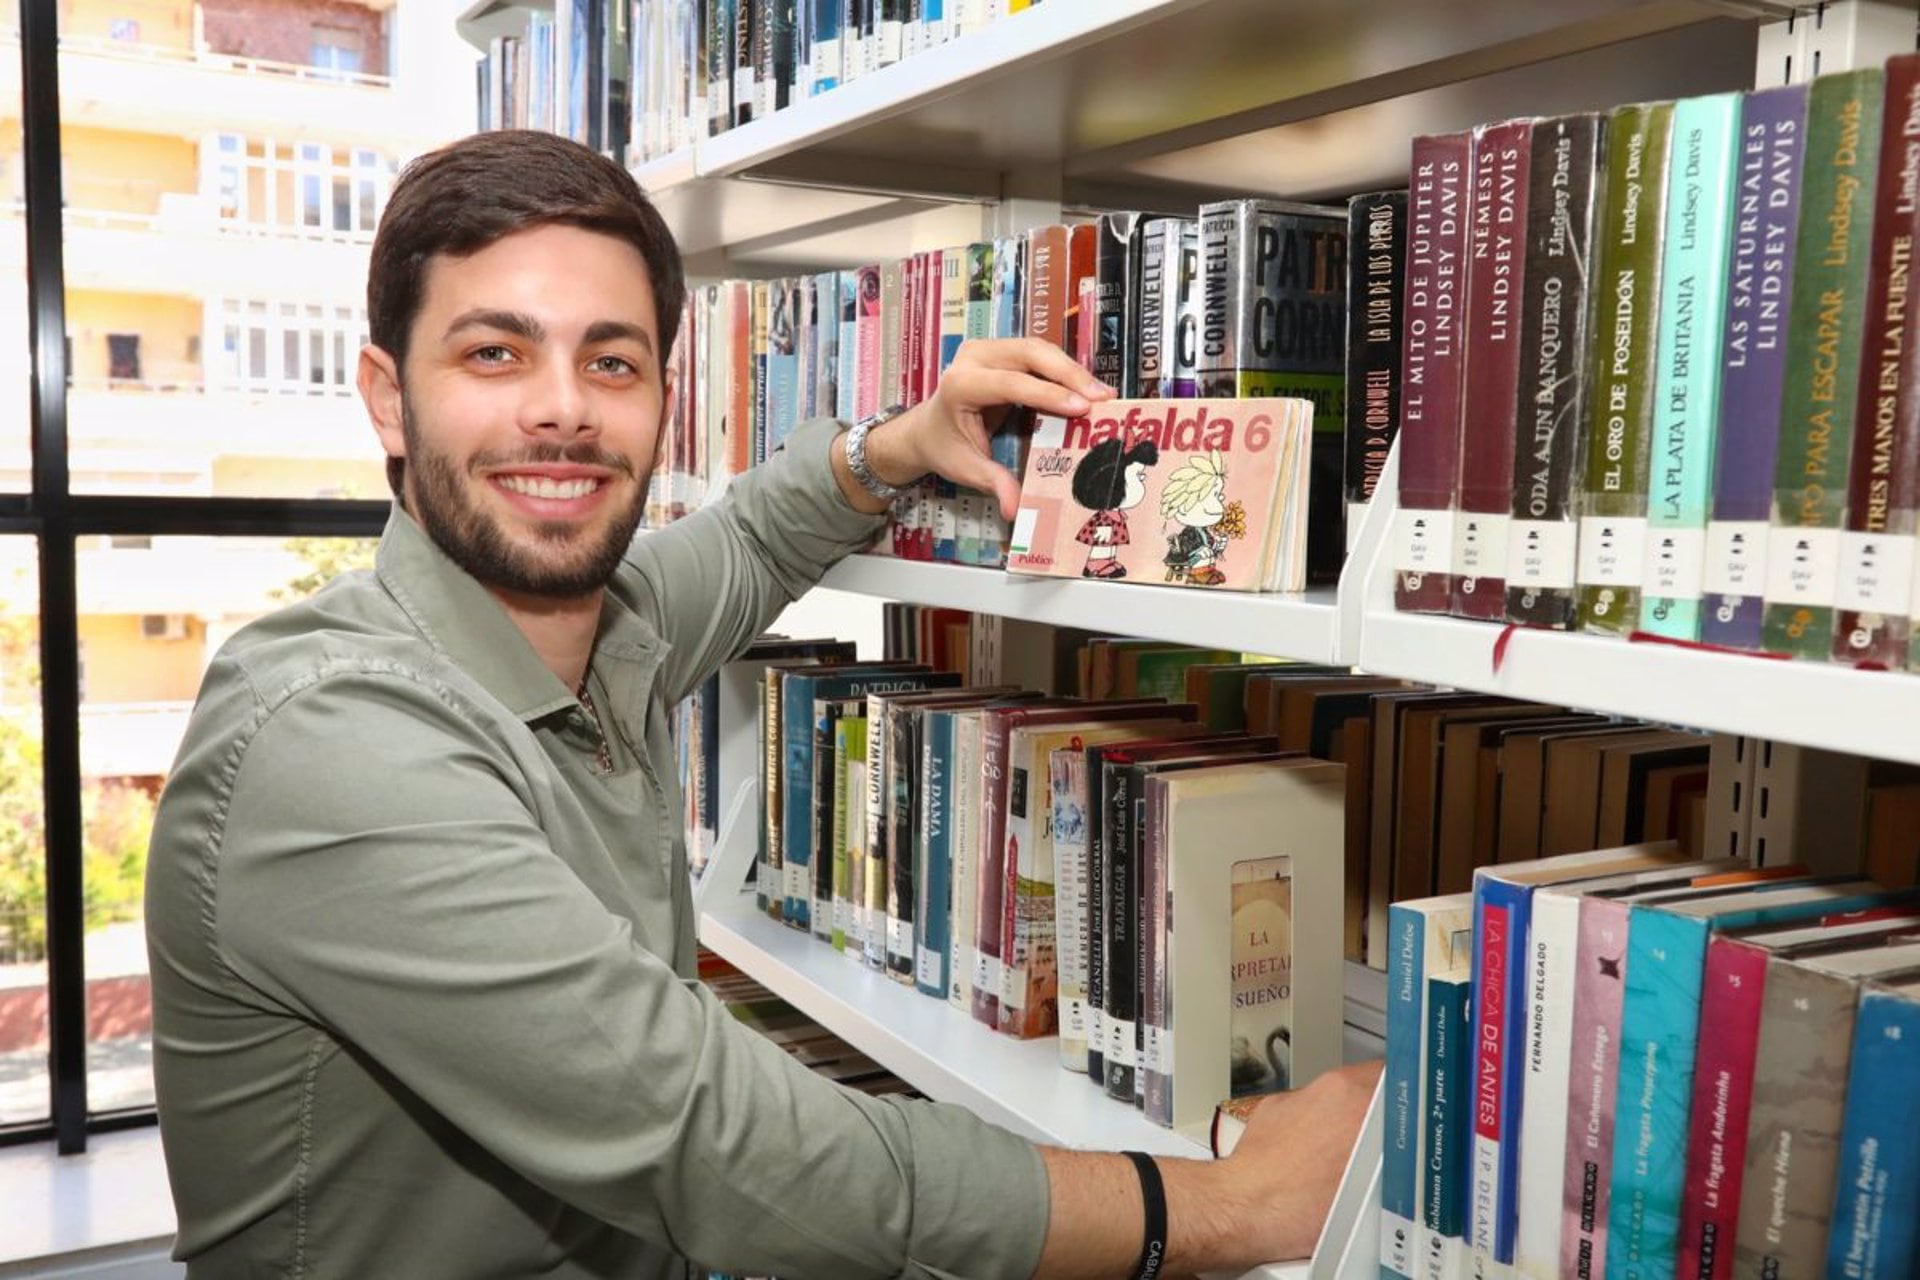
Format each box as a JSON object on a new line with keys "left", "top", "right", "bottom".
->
{"left": 471, "top": 345, "right": 514, "bottom": 365}
{"left": 591, "top": 355, "right": 637, "bottom": 376}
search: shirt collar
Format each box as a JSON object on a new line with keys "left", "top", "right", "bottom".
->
{"left": 373, "top": 504, "right": 663, "bottom": 724}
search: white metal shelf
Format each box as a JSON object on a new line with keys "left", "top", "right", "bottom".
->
{"left": 1356, "top": 607, "right": 1920, "bottom": 767}
{"left": 818, "top": 554, "right": 1344, "bottom": 663}
{"left": 697, "top": 889, "right": 1209, "bottom": 1158}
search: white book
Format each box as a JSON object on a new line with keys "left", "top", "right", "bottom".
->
{"left": 1153, "top": 759, "right": 1345, "bottom": 1139}
{"left": 1051, "top": 746, "right": 1092, "bottom": 1072}
{"left": 947, "top": 712, "right": 984, "bottom": 1012}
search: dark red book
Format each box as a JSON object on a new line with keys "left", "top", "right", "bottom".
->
{"left": 1453, "top": 119, "right": 1533, "bottom": 619}
{"left": 1395, "top": 132, "right": 1474, "bottom": 613}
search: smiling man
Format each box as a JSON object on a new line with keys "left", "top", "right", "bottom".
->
{"left": 144, "top": 130, "right": 1376, "bottom": 1280}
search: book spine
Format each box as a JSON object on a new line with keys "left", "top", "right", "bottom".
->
{"left": 810, "top": 0, "right": 841, "bottom": 93}
{"left": 1134, "top": 221, "right": 1168, "bottom": 398}
{"left": 885, "top": 709, "right": 917, "bottom": 982}
{"left": 1347, "top": 190, "right": 1409, "bottom": 550}
{"left": 780, "top": 682, "right": 820, "bottom": 929}
{"left": 1605, "top": 911, "right": 1710, "bottom": 1280}
{"left": 1732, "top": 964, "right": 1859, "bottom": 1278}
{"left": 1516, "top": 889, "right": 1581, "bottom": 1279}
{"left": 1103, "top": 765, "right": 1140, "bottom": 1102}
{"left": 960, "top": 243, "right": 994, "bottom": 564}
{"left": 1837, "top": 59, "right": 1920, "bottom": 669}
{"left": 830, "top": 716, "right": 860, "bottom": 950}
{"left": 1382, "top": 904, "right": 1428, "bottom": 1280}
{"left": 840, "top": 716, "right": 867, "bottom": 950}
{"left": 1053, "top": 750, "right": 1092, "bottom": 1072}
{"left": 1826, "top": 986, "right": 1920, "bottom": 1280}
{"left": 1561, "top": 897, "right": 1633, "bottom": 1279}
{"left": 1395, "top": 134, "right": 1473, "bottom": 612}
{"left": 1469, "top": 877, "right": 1530, "bottom": 1269}
{"left": 1641, "top": 93, "right": 1741, "bottom": 641}
{"left": 1704, "top": 85, "right": 1810, "bottom": 650}
{"left": 1422, "top": 971, "right": 1474, "bottom": 1280}
{"left": 1508, "top": 113, "right": 1604, "bottom": 630}
{"left": 860, "top": 692, "right": 889, "bottom": 963}
{"left": 1454, "top": 120, "right": 1534, "bottom": 619}
{"left": 999, "top": 745, "right": 1055, "bottom": 1037}
{"left": 1197, "top": 201, "right": 1239, "bottom": 398}
{"left": 732, "top": 0, "right": 756, "bottom": 125}
{"left": 1140, "top": 777, "right": 1172, "bottom": 1123}
{"left": 1762, "top": 67, "right": 1887, "bottom": 658}
{"left": 1674, "top": 938, "right": 1768, "bottom": 1280}
{"left": 810, "top": 706, "right": 838, "bottom": 941}
{"left": 970, "top": 717, "right": 1011, "bottom": 1027}
{"left": 758, "top": 670, "right": 782, "bottom": 915}
{"left": 1575, "top": 101, "right": 1674, "bottom": 635}
{"left": 947, "top": 718, "right": 978, "bottom": 1010}
{"left": 910, "top": 717, "right": 948, "bottom": 997}
{"left": 750, "top": 280, "right": 770, "bottom": 467}
{"left": 1094, "top": 211, "right": 1142, "bottom": 396}
{"left": 1168, "top": 220, "right": 1202, "bottom": 399}
{"left": 1085, "top": 752, "right": 1108, "bottom": 1083}
{"left": 879, "top": 258, "right": 905, "bottom": 418}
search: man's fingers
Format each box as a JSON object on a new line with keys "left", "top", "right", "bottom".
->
{"left": 953, "top": 337, "right": 1114, "bottom": 401}
{"left": 948, "top": 366, "right": 1103, "bottom": 421}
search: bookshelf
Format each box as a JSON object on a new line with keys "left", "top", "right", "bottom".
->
{"left": 455, "top": 2, "right": 1920, "bottom": 1277}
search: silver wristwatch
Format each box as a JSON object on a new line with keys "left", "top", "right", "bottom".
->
{"left": 844, "top": 404, "right": 915, "bottom": 501}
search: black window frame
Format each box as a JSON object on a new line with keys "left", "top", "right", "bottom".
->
{"left": 2, "top": 2, "right": 389, "bottom": 1153}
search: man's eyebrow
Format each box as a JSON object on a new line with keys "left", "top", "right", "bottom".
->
{"left": 582, "top": 319, "right": 655, "bottom": 356}
{"left": 443, "top": 309, "right": 545, "bottom": 343}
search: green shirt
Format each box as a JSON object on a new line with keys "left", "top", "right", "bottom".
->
{"left": 146, "top": 419, "right": 1051, "bottom": 1280}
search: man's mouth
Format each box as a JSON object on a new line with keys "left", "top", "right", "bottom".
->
{"left": 495, "top": 474, "right": 605, "bottom": 500}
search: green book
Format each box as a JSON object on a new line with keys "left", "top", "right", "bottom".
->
{"left": 1761, "top": 67, "right": 1887, "bottom": 658}
{"left": 1575, "top": 101, "right": 1676, "bottom": 634}
{"left": 830, "top": 714, "right": 867, "bottom": 953}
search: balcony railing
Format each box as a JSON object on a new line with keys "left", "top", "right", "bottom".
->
{"left": 51, "top": 31, "right": 393, "bottom": 90}
{"left": 1, "top": 200, "right": 377, "bottom": 247}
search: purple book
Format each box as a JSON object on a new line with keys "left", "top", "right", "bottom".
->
{"left": 1702, "top": 84, "right": 1809, "bottom": 650}
{"left": 1560, "top": 896, "right": 1632, "bottom": 1279}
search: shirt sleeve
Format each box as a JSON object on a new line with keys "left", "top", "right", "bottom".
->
{"left": 211, "top": 667, "right": 1050, "bottom": 1280}
{"left": 614, "top": 417, "right": 887, "bottom": 705}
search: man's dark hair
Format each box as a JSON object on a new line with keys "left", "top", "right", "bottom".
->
{"left": 368, "top": 130, "right": 687, "bottom": 497}
{"left": 1070, "top": 437, "right": 1160, "bottom": 511}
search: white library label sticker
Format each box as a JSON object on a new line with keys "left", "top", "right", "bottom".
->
{"left": 1644, "top": 526, "right": 1708, "bottom": 601}
{"left": 1764, "top": 526, "right": 1842, "bottom": 607}
{"left": 1455, "top": 513, "right": 1512, "bottom": 583}
{"left": 1064, "top": 996, "right": 1089, "bottom": 1039}
{"left": 1003, "top": 964, "right": 1026, "bottom": 1008}
{"left": 916, "top": 946, "right": 941, "bottom": 989}
{"left": 1836, "top": 531, "right": 1917, "bottom": 614}
{"left": 1506, "top": 520, "right": 1578, "bottom": 591}
{"left": 1141, "top": 1024, "right": 1167, "bottom": 1074}
{"left": 1577, "top": 515, "right": 1647, "bottom": 588}
{"left": 1704, "top": 520, "right": 1769, "bottom": 596}
{"left": 1105, "top": 1020, "right": 1137, "bottom": 1068}
{"left": 1393, "top": 507, "right": 1457, "bottom": 579}
{"left": 886, "top": 918, "right": 912, "bottom": 960}
{"left": 974, "top": 952, "right": 1002, "bottom": 1001}
{"left": 783, "top": 862, "right": 809, "bottom": 908}
{"left": 1008, "top": 506, "right": 1037, "bottom": 555}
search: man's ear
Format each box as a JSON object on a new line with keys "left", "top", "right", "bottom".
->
{"left": 358, "top": 344, "right": 405, "bottom": 464}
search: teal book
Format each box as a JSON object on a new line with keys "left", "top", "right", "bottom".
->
{"left": 1604, "top": 879, "right": 1916, "bottom": 1280}
{"left": 1827, "top": 979, "right": 1920, "bottom": 1279}
{"left": 1423, "top": 970, "right": 1472, "bottom": 1280}
{"left": 1641, "top": 92, "right": 1741, "bottom": 640}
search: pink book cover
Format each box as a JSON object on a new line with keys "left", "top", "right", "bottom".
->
{"left": 1674, "top": 937, "right": 1769, "bottom": 1280}
{"left": 1006, "top": 398, "right": 1297, "bottom": 590}
{"left": 855, "top": 264, "right": 882, "bottom": 423}
{"left": 971, "top": 709, "right": 1017, "bottom": 1029}
{"left": 1560, "top": 896, "right": 1631, "bottom": 1279}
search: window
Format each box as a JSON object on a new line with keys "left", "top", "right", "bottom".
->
{"left": 105, "top": 334, "right": 140, "bottom": 382}
{"left": 0, "top": 538, "right": 46, "bottom": 1127}
{"left": 213, "top": 299, "right": 365, "bottom": 397}
{"left": 312, "top": 25, "right": 367, "bottom": 79}
{"left": 206, "top": 138, "right": 396, "bottom": 239}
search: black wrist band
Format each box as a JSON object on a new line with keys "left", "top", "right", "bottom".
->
{"left": 1124, "top": 1150, "right": 1168, "bottom": 1280}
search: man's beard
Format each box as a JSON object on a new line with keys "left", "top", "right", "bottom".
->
{"left": 401, "top": 393, "right": 646, "bottom": 599}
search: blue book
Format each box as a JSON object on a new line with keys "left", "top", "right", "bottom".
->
{"left": 1382, "top": 895, "right": 1472, "bottom": 1280}
{"left": 1604, "top": 878, "right": 1916, "bottom": 1280}
{"left": 1423, "top": 970, "right": 1473, "bottom": 1280}
{"left": 811, "top": 0, "right": 842, "bottom": 94}
{"left": 811, "top": 271, "right": 841, "bottom": 426}
{"left": 1702, "top": 83, "right": 1809, "bottom": 649}
{"left": 1641, "top": 92, "right": 1741, "bottom": 640}
{"left": 779, "top": 667, "right": 955, "bottom": 928}
{"left": 1828, "top": 980, "right": 1920, "bottom": 1280}
{"left": 836, "top": 273, "right": 859, "bottom": 422}
{"left": 767, "top": 279, "right": 800, "bottom": 453}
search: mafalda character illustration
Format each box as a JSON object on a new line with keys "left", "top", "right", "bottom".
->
{"left": 1160, "top": 451, "right": 1245, "bottom": 586}
{"left": 1069, "top": 437, "right": 1159, "bottom": 579}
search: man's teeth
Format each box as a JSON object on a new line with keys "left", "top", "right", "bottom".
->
{"left": 498, "top": 475, "right": 600, "bottom": 500}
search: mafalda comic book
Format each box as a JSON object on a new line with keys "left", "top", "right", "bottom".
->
{"left": 1005, "top": 398, "right": 1313, "bottom": 591}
